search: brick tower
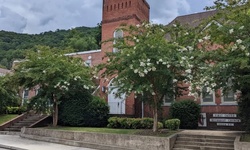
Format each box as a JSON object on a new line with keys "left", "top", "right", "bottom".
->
{"left": 100, "top": 0, "right": 150, "bottom": 115}
{"left": 101, "top": 0, "right": 150, "bottom": 53}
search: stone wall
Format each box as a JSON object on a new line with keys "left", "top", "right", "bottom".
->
{"left": 21, "top": 128, "right": 174, "bottom": 150}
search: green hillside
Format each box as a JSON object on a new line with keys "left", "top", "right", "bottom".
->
{"left": 0, "top": 25, "right": 101, "bottom": 69}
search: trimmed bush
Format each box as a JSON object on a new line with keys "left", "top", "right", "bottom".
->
{"left": 6, "top": 106, "right": 27, "bottom": 114}
{"left": 84, "top": 96, "right": 110, "bottom": 127}
{"left": 107, "top": 117, "right": 162, "bottom": 129}
{"left": 169, "top": 100, "right": 200, "bottom": 129}
{"left": 165, "top": 119, "right": 180, "bottom": 130}
{"left": 58, "top": 91, "right": 109, "bottom": 127}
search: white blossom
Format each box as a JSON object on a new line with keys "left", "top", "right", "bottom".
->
{"left": 139, "top": 72, "right": 145, "bottom": 77}
{"left": 198, "top": 39, "right": 203, "bottom": 43}
{"left": 173, "top": 79, "right": 178, "bottom": 83}
{"left": 203, "top": 35, "right": 211, "bottom": 40}
{"left": 159, "top": 59, "right": 163, "bottom": 62}
{"left": 140, "top": 62, "right": 145, "bottom": 67}
{"left": 229, "top": 29, "right": 234, "bottom": 34}
{"left": 152, "top": 67, "right": 156, "bottom": 71}
{"left": 211, "top": 83, "right": 217, "bottom": 88}
{"left": 134, "top": 69, "right": 138, "bottom": 73}
{"left": 162, "top": 62, "right": 167, "bottom": 65}
{"left": 246, "top": 52, "right": 250, "bottom": 56}
{"left": 167, "top": 65, "right": 171, "bottom": 68}
{"left": 129, "top": 64, "right": 133, "bottom": 69}
{"left": 173, "top": 24, "right": 177, "bottom": 27}
{"left": 134, "top": 46, "right": 137, "bottom": 50}
{"left": 240, "top": 45, "right": 246, "bottom": 50}
{"left": 236, "top": 39, "right": 242, "bottom": 44}
{"left": 232, "top": 45, "right": 237, "bottom": 51}
{"left": 143, "top": 69, "right": 148, "bottom": 74}
{"left": 136, "top": 39, "right": 140, "bottom": 43}
{"left": 43, "top": 70, "right": 46, "bottom": 73}
{"left": 152, "top": 92, "right": 156, "bottom": 95}
{"left": 185, "top": 69, "right": 192, "bottom": 74}
{"left": 239, "top": 26, "right": 244, "bottom": 30}
{"left": 127, "top": 54, "right": 130, "bottom": 56}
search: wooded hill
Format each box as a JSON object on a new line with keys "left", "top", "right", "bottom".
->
{"left": 0, "top": 26, "right": 101, "bottom": 69}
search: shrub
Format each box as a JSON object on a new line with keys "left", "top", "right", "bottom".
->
{"left": 107, "top": 117, "right": 162, "bottom": 129}
{"left": 58, "top": 91, "right": 109, "bottom": 127}
{"left": 84, "top": 96, "right": 110, "bottom": 127}
{"left": 165, "top": 119, "right": 180, "bottom": 130}
{"left": 158, "top": 122, "right": 164, "bottom": 129}
{"left": 6, "top": 106, "right": 26, "bottom": 114}
{"left": 169, "top": 100, "right": 200, "bottom": 129}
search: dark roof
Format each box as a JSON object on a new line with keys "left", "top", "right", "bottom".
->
{"left": 169, "top": 10, "right": 217, "bottom": 27}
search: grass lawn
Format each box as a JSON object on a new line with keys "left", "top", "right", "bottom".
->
{"left": 241, "top": 134, "right": 250, "bottom": 142}
{"left": 0, "top": 114, "right": 18, "bottom": 125}
{"left": 45, "top": 126, "right": 178, "bottom": 137}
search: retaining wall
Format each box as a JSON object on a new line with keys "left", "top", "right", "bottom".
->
{"left": 21, "top": 128, "right": 175, "bottom": 150}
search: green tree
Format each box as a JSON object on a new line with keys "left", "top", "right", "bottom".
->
{"left": 0, "top": 75, "right": 20, "bottom": 114}
{"left": 13, "top": 46, "right": 93, "bottom": 126}
{"left": 190, "top": 1, "right": 250, "bottom": 130}
{"left": 99, "top": 23, "right": 195, "bottom": 132}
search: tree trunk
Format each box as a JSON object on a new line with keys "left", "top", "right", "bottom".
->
{"left": 52, "top": 95, "right": 58, "bottom": 126}
{"left": 152, "top": 106, "right": 158, "bottom": 132}
{"left": 152, "top": 95, "right": 158, "bottom": 132}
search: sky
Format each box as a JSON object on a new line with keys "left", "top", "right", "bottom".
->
{"left": 0, "top": 0, "right": 215, "bottom": 34}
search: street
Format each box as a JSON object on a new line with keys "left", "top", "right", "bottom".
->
{"left": 0, "top": 135, "right": 96, "bottom": 150}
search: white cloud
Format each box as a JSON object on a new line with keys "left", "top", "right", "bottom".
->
{"left": 0, "top": 0, "right": 210, "bottom": 34}
{"left": 148, "top": 0, "right": 191, "bottom": 24}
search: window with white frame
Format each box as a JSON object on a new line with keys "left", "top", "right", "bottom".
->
{"left": 113, "top": 29, "right": 123, "bottom": 53}
{"left": 201, "top": 87, "right": 215, "bottom": 104}
{"left": 23, "top": 89, "right": 29, "bottom": 99}
{"left": 163, "top": 94, "right": 174, "bottom": 106}
{"left": 221, "top": 78, "right": 238, "bottom": 104}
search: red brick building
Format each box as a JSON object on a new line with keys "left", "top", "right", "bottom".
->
{"left": 68, "top": 0, "right": 240, "bottom": 130}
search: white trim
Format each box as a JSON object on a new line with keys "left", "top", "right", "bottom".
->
{"left": 221, "top": 90, "right": 238, "bottom": 105}
{"left": 65, "top": 49, "right": 101, "bottom": 56}
{"left": 162, "top": 95, "right": 175, "bottom": 106}
{"left": 200, "top": 90, "right": 216, "bottom": 105}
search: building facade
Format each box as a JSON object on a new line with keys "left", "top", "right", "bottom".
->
{"left": 69, "top": 0, "right": 240, "bottom": 130}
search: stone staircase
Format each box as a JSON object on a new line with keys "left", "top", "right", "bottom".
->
{"left": 3, "top": 113, "right": 47, "bottom": 132}
{"left": 172, "top": 134, "right": 235, "bottom": 150}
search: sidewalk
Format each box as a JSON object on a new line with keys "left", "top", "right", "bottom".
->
{"left": 0, "top": 134, "right": 95, "bottom": 150}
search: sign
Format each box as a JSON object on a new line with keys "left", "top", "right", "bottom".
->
{"left": 217, "top": 123, "right": 234, "bottom": 126}
{"left": 210, "top": 118, "right": 241, "bottom": 123}
{"left": 198, "top": 113, "right": 207, "bottom": 127}
{"left": 213, "top": 114, "right": 237, "bottom": 118}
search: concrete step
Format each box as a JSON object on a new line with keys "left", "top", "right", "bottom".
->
{"left": 172, "top": 149, "right": 193, "bottom": 150}
{"left": 178, "top": 134, "right": 236, "bottom": 140}
{"left": 3, "top": 128, "right": 21, "bottom": 132}
{"left": 177, "top": 137, "right": 235, "bottom": 143}
{"left": 173, "top": 134, "right": 235, "bottom": 150}
{"left": 173, "top": 144, "right": 234, "bottom": 150}
{"left": 175, "top": 141, "right": 234, "bottom": 148}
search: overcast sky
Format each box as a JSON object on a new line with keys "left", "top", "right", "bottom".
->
{"left": 0, "top": 0, "right": 215, "bottom": 34}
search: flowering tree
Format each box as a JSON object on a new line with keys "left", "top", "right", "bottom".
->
{"left": 189, "top": 0, "right": 250, "bottom": 130}
{"left": 13, "top": 46, "right": 93, "bottom": 126}
{"left": 99, "top": 23, "right": 196, "bottom": 132}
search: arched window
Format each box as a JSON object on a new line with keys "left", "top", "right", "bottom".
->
{"left": 113, "top": 29, "right": 123, "bottom": 53}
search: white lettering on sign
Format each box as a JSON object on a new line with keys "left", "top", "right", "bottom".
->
{"left": 213, "top": 114, "right": 237, "bottom": 118}
{"left": 210, "top": 118, "right": 241, "bottom": 123}
{"left": 217, "top": 123, "right": 234, "bottom": 126}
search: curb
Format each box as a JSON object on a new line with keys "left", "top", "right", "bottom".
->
{"left": 0, "top": 144, "right": 27, "bottom": 150}
{"left": 0, "top": 131, "right": 20, "bottom": 135}
{"left": 21, "top": 134, "right": 134, "bottom": 150}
